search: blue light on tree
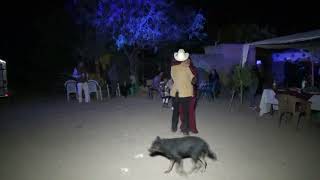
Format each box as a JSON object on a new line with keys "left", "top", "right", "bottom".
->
{"left": 68, "top": 0, "right": 206, "bottom": 73}
{"left": 116, "top": 34, "right": 126, "bottom": 50}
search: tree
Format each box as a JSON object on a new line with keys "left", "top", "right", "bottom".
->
{"left": 218, "top": 24, "right": 276, "bottom": 43}
{"left": 67, "top": 0, "right": 206, "bottom": 74}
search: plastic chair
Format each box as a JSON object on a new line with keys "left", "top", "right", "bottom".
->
{"left": 88, "top": 80, "right": 103, "bottom": 100}
{"left": 276, "top": 94, "right": 311, "bottom": 129}
{"left": 146, "top": 79, "right": 156, "bottom": 99}
{"left": 198, "top": 81, "right": 214, "bottom": 101}
{"left": 116, "top": 83, "right": 121, "bottom": 97}
{"left": 64, "top": 80, "right": 77, "bottom": 101}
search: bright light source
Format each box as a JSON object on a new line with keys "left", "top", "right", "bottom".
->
{"left": 256, "top": 60, "right": 262, "bottom": 65}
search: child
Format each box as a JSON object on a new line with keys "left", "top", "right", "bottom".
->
{"left": 162, "top": 79, "right": 173, "bottom": 108}
{"left": 159, "top": 79, "right": 166, "bottom": 102}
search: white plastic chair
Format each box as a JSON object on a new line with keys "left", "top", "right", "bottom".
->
{"left": 88, "top": 80, "right": 103, "bottom": 100}
{"left": 106, "top": 83, "right": 111, "bottom": 98}
{"left": 64, "top": 80, "right": 77, "bottom": 101}
{"left": 116, "top": 83, "right": 121, "bottom": 97}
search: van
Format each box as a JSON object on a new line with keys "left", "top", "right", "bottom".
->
{"left": 0, "top": 59, "right": 8, "bottom": 97}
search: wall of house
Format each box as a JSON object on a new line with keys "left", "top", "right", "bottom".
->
{"left": 193, "top": 44, "right": 255, "bottom": 70}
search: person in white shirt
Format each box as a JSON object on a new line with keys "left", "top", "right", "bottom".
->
{"left": 72, "top": 61, "right": 90, "bottom": 103}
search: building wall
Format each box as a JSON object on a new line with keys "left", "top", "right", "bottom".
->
{"left": 191, "top": 44, "right": 255, "bottom": 71}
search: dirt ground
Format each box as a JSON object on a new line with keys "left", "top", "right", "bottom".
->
{"left": 1, "top": 96, "right": 320, "bottom": 180}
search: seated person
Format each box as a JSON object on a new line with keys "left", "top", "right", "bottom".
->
{"left": 150, "top": 72, "right": 164, "bottom": 97}
{"left": 72, "top": 61, "right": 90, "bottom": 103}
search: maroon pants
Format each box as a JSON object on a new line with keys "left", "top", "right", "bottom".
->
{"left": 179, "top": 97, "right": 198, "bottom": 133}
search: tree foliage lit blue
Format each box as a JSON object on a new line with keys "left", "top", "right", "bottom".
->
{"left": 68, "top": 0, "right": 206, "bottom": 72}
{"left": 69, "top": 0, "right": 206, "bottom": 49}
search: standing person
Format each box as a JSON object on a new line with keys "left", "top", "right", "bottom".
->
{"left": 171, "top": 49, "right": 195, "bottom": 135}
{"left": 119, "top": 65, "right": 130, "bottom": 98}
{"left": 120, "top": 81, "right": 130, "bottom": 98}
{"left": 162, "top": 78, "right": 173, "bottom": 107}
{"left": 178, "top": 59, "right": 199, "bottom": 134}
{"left": 72, "top": 61, "right": 90, "bottom": 103}
{"left": 129, "top": 74, "right": 137, "bottom": 95}
{"left": 208, "top": 69, "right": 220, "bottom": 98}
{"left": 249, "top": 65, "right": 259, "bottom": 109}
{"left": 108, "top": 61, "right": 119, "bottom": 97}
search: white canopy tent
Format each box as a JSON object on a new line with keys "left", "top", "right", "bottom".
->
{"left": 242, "top": 29, "right": 320, "bottom": 66}
{"left": 242, "top": 29, "right": 320, "bottom": 86}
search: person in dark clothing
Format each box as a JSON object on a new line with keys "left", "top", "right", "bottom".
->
{"left": 120, "top": 81, "right": 130, "bottom": 98}
{"left": 208, "top": 69, "right": 220, "bottom": 98}
{"left": 249, "top": 65, "right": 259, "bottom": 108}
{"left": 178, "top": 61, "right": 199, "bottom": 134}
{"left": 108, "top": 63, "right": 119, "bottom": 97}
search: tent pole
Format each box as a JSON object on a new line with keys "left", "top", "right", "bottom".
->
{"left": 312, "top": 60, "right": 314, "bottom": 86}
{"left": 309, "top": 48, "right": 315, "bottom": 87}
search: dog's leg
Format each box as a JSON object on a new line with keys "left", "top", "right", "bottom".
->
{"left": 176, "top": 160, "right": 187, "bottom": 176}
{"left": 188, "top": 158, "right": 202, "bottom": 174}
{"left": 202, "top": 158, "right": 207, "bottom": 169}
{"left": 188, "top": 159, "right": 197, "bottom": 174}
{"left": 200, "top": 155, "right": 207, "bottom": 173}
{"left": 164, "top": 160, "right": 175, "bottom": 173}
{"left": 198, "top": 159, "right": 205, "bottom": 167}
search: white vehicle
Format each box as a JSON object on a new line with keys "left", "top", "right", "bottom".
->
{"left": 0, "top": 59, "right": 8, "bottom": 97}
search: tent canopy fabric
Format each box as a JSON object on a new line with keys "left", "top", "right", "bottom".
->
{"left": 242, "top": 29, "right": 320, "bottom": 66}
{"left": 250, "top": 29, "right": 320, "bottom": 47}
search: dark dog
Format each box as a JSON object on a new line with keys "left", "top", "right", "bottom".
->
{"left": 148, "top": 136, "right": 217, "bottom": 174}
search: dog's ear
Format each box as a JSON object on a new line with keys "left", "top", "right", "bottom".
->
{"left": 156, "top": 136, "right": 161, "bottom": 141}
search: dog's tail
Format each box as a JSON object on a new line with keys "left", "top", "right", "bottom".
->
{"left": 207, "top": 148, "right": 217, "bottom": 160}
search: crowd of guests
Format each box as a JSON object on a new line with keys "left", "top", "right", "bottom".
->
{"left": 71, "top": 57, "right": 136, "bottom": 103}
{"left": 71, "top": 49, "right": 263, "bottom": 136}
{"left": 149, "top": 49, "right": 276, "bottom": 135}
{"left": 146, "top": 49, "right": 228, "bottom": 135}
{"left": 71, "top": 53, "right": 199, "bottom": 135}
{"left": 70, "top": 49, "right": 320, "bottom": 137}
{"left": 71, "top": 50, "right": 199, "bottom": 135}
{"left": 70, "top": 48, "right": 269, "bottom": 137}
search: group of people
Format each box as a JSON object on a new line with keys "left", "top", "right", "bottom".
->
{"left": 71, "top": 59, "right": 136, "bottom": 103}
{"left": 170, "top": 49, "right": 199, "bottom": 135}
{"left": 105, "top": 61, "right": 134, "bottom": 98}
{"left": 72, "top": 49, "right": 200, "bottom": 135}
{"left": 150, "top": 49, "right": 223, "bottom": 135}
{"left": 150, "top": 49, "right": 199, "bottom": 135}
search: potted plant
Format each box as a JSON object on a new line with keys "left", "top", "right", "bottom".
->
{"left": 230, "top": 65, "right": 253, "bottom": 104}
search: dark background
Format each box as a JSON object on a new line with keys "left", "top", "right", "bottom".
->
{"left": 1, "top": 0, "right": 320, "bottom": 95}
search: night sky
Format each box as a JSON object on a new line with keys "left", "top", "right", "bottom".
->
{"left": 1, "top": 0, "right": 320, "bottom": 57}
